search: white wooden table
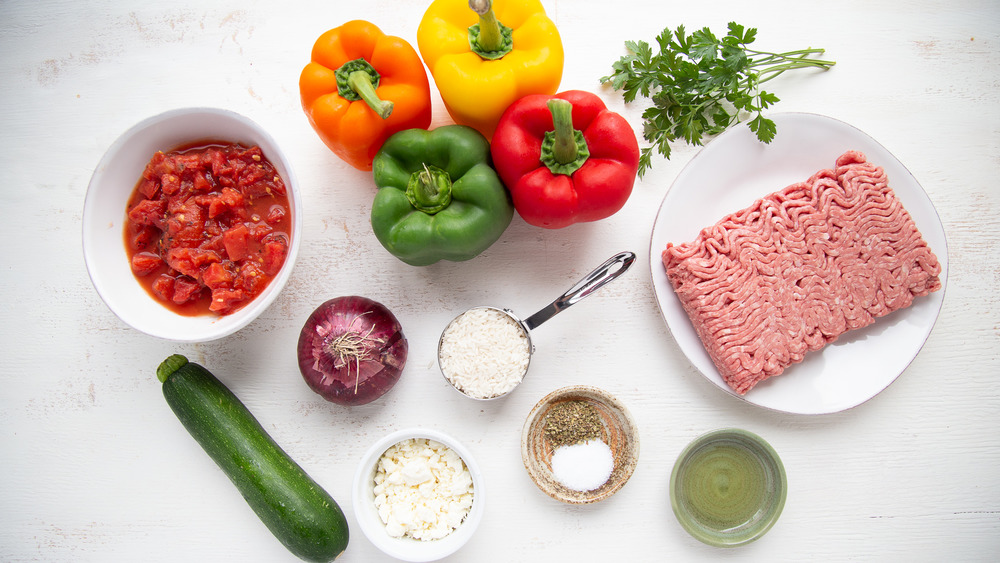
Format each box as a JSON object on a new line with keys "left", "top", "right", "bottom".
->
{"left": 2, "top": 1, "right": 998, "bottom": 561}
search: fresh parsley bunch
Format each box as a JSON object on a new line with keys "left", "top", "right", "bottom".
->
{"left": 601, "top": 22, "right": 835, "bottom": 177}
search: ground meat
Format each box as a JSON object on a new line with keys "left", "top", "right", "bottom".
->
{"left": 662, "top": 151, "right": 942, "bottom": 395}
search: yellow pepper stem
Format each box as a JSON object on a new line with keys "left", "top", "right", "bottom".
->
{"left": 470, "top": 0, "right": 501, "bottom": 51}
{"left": 467, "top": 0, "right": 513, "bottom": 60}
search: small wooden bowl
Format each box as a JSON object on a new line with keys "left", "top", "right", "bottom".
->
{"left": 521, "top": 386, "right": 639, "bottom": 504}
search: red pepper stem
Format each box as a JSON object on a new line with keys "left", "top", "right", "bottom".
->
{"left": 539, "top": 98, "right": 590, "bottom": 176}
{"left": 348, "top": 70, "right": 393, "bottom": 119}
{"left": 549, "top": 99, "right": 578, "bottom": 165}
{"left": 469, "top": 0, "right": 502, "bottom": 52}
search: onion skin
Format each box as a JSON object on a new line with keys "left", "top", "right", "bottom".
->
{"left": 297, "top": 296, "right": 408, "bottom": 405}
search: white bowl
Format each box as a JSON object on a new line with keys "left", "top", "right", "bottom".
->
{"left": 353, "top": 428, "right": 485, "bottom": 562}
{"left": 82, "top": 107, "right": 302, "bottom": 342}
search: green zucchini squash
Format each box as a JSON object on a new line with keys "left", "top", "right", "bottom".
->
{"left": 156, "top": 354, "right": 349, "bottom": 562}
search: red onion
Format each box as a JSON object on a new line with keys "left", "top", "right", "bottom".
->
{"left": 297, "top": 296, "right": 408, "bottom": 405}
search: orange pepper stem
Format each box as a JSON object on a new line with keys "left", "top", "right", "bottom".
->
{"left": 467, "top": 0, "right": 513, "bottom": 60}
{"left": 348, "top": 70, "right": 393, "bottom": 119}
{"left": 335, "top": 58, "right": 394, "bottom": 119}
{"left": 540, "top": 99, "right": 589, "bottom": 175}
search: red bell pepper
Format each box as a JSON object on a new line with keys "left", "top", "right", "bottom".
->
{"left": 490, "top": 90, "right": 639, "bottom": 229}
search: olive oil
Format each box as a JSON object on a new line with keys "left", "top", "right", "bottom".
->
{"left": 676, "top": 440, "right": 770, "bottom": 531}
{"left": 670, "top": 429, "right": 786, "bottom": 546}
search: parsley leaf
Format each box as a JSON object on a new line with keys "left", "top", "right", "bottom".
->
{"left": 600, "top": 22, "right": 835, "bottom": 177}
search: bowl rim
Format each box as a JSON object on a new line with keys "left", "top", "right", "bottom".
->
{"left": 351, "top": 427, "right": 485, "bottom": 562}
{"left": 81, "top": 106, "right": 302, "bottom": 342}
{"left": 520, "top": 385, "right": 640, "bottom": 504}
{"left": 669, "top": 427, "right": 787, "bottom": 547}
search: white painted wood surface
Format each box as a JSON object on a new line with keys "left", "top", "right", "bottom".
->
{"left": 2, "top": 0, "right": 998, "bottom": 561}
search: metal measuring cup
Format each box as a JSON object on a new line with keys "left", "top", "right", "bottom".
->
{"left": 437, "top": 251, "right": 636, "bottom": 400}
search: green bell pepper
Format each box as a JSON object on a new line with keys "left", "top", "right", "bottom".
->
{"left": 371, "top": 125, "right": 514, "bottom": 266}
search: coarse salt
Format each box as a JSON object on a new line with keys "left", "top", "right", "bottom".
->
{"left": 439, "top": 307, "right": 530, "bottom": 399}
{"left": 551, "top": 439, "right": 615, "bottom": 492}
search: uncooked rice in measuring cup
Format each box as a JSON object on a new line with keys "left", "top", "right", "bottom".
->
{"left": 439, "top": 308, "right": 530, "bottom": 399}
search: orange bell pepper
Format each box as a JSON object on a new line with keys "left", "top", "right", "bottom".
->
{"left": 300, "top": 20, "right": 433, "bottom": 171}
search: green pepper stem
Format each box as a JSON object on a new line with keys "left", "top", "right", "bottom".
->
{"left": 406, "top": 164, "right": 453, "bottom": 214}
{"left": 548, "top": 99, "right": 578, "bottom": 165}
{"left": 348, "top": 69, "right": 393, "bottom": 119}
{"left": 470, "top": 0, "right": 502, "bottom": 52}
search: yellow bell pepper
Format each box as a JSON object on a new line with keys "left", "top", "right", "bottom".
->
{"left": 417, "top": 0, "right": 563, "bottom": 139}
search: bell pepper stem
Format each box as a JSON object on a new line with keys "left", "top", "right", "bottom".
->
{"left": 548, "top": 99, "right": 578, "bottom": 165}
{"left": 467, "top": 0, "right": 513, "bottom": 60}
{"left": 348, "top": 70, "right": 393, "bottom": 119}
{"left": 540, "top": 98, "right": 590, "bottom": 176}
{"left": 406, "top": 164, "right": 453, "bottom": 214}
{"left": 469, "top": 0, "right": 502, "bottom": 52}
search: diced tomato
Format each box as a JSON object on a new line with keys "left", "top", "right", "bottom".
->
{"left": 202, "top": 262, "right": 235, "bottom": 290}
{"left": 148, "top": 153, "right": 177, "bottom": 178}
{"left": 220, "top": 186, "right": 244, "bottom": 208}
{"left": 172, "top": 152, "right": 201, "bottom": 173}
{"left": 265, "top": 204, "right": 286, "bottom": 225}
{"left": 248, "top": 222, "right": 273, "bottom": 241}
{"left": 172, "top": 276, "right": 202, "bottom": 304}
{"left": 138, "top": 178, "right": 159, "bottom": 199}
{"left": 237, "top": 261, "right": 267, "bottom": 295}
{"left": 269, "top": 176, "right": 287, "bottom": 196}
{"left": 193, "top": 171, "right": 213, "bottom": 192}
{"left": 200, "top": 233, "right": 224, "bottom": 253}
{"left": 131, "top": 252, "right": 163, "bottom": 276}
{"left": 165, "top": 247, "right": 220, "bottom": 279}
{"left": 240, "top": 166, "right": 267, "bottom": 188}
{"left": 207, "top": 148, "right": 231, "bottom": 178}
{"left": 151, "top": 274, "right": 174, "bottom": 301}
{"left": 223, "top": 223, "right": 250, "bottom": 261}
{"left": 161, "top": 173, "right": 181, "bottom": 196}
{"left": 164, "top": 198, "right": 205, "bottom": 245}
{"left": 261, "top": 236, "right": 288, "bottom": 276}
{"left": 202, "top": 219, "right": 223, "bottom": 239}
{"left": 129, "top": 224, "right": 159, "bottom": 250}
{"left": 209, "top": 288, "right": 245, "bottom": 313}
{"left": 127, "top": 198, "right": 166, "bottom": 227}
{"left": 124, "top": 142, "right": 292, "bottom": 317}
{"left": 195, "top": 187, "right": 245, "bottom": 220}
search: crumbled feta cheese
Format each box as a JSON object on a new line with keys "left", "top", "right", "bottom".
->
{"left": 372, "top": 438, "right": 475, "bottom": 541}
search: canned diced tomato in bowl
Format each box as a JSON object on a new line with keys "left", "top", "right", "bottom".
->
{"left": 83, "top": 107, "right": 302, "bottom": 342}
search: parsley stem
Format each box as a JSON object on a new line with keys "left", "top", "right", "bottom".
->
{"left": 746, "top": 47, "right": 832, "bottom": 59}
{"left": 755, "top": 60, "right": 837, "bottom": 83}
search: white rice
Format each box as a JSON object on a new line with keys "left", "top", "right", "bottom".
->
{"left": 439, "top": 307, "right": 531, "bottom": 399}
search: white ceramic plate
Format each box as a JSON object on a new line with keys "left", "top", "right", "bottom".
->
{"left": 649, "top": 112, "right": 948, "bottom": 415}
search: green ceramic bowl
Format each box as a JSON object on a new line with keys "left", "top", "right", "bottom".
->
{"left": 670, "top": 428, "right": 786, "bottom": 547}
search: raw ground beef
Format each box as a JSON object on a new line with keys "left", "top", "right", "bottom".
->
{"left": 662, "top": 151, "right": 942, "bottom": 395}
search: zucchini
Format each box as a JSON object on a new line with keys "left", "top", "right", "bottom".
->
{"left": 156, "top": 354, "right": 349, "bottom": 562}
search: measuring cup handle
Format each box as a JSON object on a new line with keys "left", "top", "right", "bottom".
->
{"left": 522, "top": 251, "right": 636, "bottom": 331}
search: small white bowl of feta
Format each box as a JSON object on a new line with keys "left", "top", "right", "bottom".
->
{"left": 352, "top": 428, "right": 485, "bottom": 562}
